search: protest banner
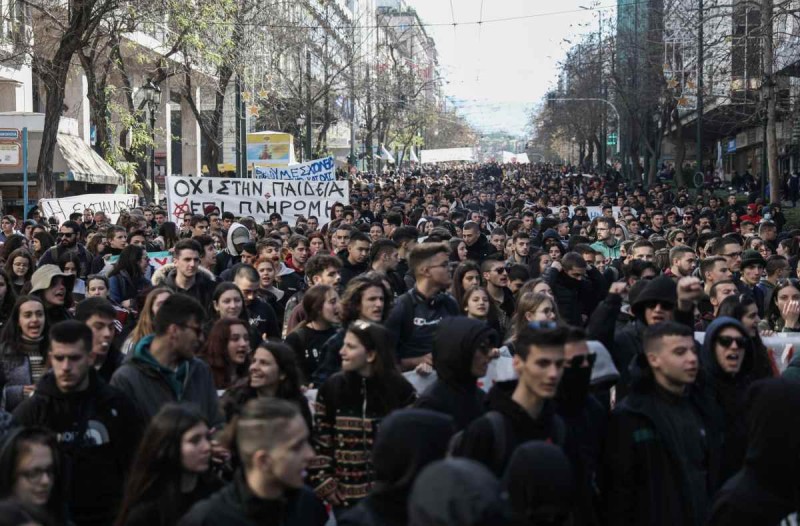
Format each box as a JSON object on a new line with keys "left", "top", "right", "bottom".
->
{"left": 39, "top": 194, "right": 138, "bottom": 224}
{"left": 420, "top": 147, "right": 475, "bottom": 164}
{"left": 246, "top": 131, "right": 295, "bottom": 167}
{"left": 549, "top": 205, "right": 621, "bottom": 220}
{"left": 108, "top": 251, "right": 172, "bottom": 271}
{"left": 253, "top": 156, "right": 335, "bottom": 181}
{"left": 165, "top": 176, "right": 349, "bottom": 225}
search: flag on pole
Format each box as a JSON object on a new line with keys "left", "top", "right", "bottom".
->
{"left": 380, "top": 144, "right": 395, "bottom": 164}
{"left": 410, "top": 149, "right": 419, "bottom": 163}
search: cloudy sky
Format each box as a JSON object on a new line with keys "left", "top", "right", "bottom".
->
{"left": 409, "top": 0, "right": 609, "bottom": 137}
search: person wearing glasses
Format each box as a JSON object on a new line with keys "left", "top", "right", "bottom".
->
{"left": 0, "top": 426, "right": 65, "bottom": 524}
{"left": 36, "top": 220, "right": 92, "bottom": 280}
{"left": 701, "top": 317, "right": 756, "bottom": 483}
{"left": 481, "top": 259, "right": 515, "bottom": 340}
{"left": 13, "top": 320, "right": 142, "bottom": 526}
{"left": 111, "top": 294, "right": 224, "bottom": 429}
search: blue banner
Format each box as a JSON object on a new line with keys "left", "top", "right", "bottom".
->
{"left": 254, "top": 156, "right": 335, "bottom": 181}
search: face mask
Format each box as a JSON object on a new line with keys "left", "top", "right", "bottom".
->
{"left": 556, "top": 365, "right": 592, "bottom": 413}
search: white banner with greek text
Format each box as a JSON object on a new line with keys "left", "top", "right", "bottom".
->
{"left": 165, "top": 176, "right": 349, "bottom": 225}
{"left": 253, "top": 156, "right": 335, "bottom": 181}
{"left": 39, "top": 194, "right": 138, "bottom": 225}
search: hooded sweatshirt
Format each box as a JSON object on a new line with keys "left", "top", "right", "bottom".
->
{"left": 415, "top": 318, "right": 497, "bottom": 431}
{"left": 408, "top": 458, "right": 509, "bottom": 526}
{"left": 214, "top": 222, "right": 249, "bottom": 275}
{"left": 503, "top": 441, "right": 575, "bottom": 526}
{"left": 708, "top": 379, "right": 800, "bottom": 526}
{"left": 701, "top": 317, "right": 756, "bottom": 481}
{"left": 339, "top": 409, "right": 455, "bottom": 526}
{"left": 13, "top": 369, "right": 142, "bottom": 526}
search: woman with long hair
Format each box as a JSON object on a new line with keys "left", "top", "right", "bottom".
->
{"left": 154, "top": 222, "right": 180, "bottom": 252}
{"left": 310, "top": 320, "right": 416, "bottom": 512}
{"left": 509, "top": 292, "right": 560, "bottom": 343}
{"left": 115, "top": 404, "right": 220, "bottom": 526}
{"left": 121, "top": 287, "right": 172, "bottom": 355}
{"left": 461, "top": 286, "right": 502, "bottom": 336}
{"left": 207, "top": 282, "right": 248, "bottom": 325}
{"left": 108, "top": 245, "right": 151, "bottom": 309}
{"left": 0, "top": 234, "right": 28, "bottom": 265}
{"left": 32, "top": 232, "right": 54, "bottom": 262}
{"left": 86, "top": 233, "right": 106, "bottom": 258}
{"left": 220, "top": 341, "right": 312, "bottom": 430}
{"left": 0, "top": 296, "right": 48, "bottom": 411}
{"left": 312, "top": 274, "right": 393, "bottom": 386}
{"left": 0, "top": 427, "right": 65, "bottom": 524}
{"left": 450, "top": 261, "right": 482, "bottom": 308}
{"left": 199, "top": 318, "right": 251, "bottom": 391}
{"left": 4, "top": 249, "right": 33, "bottom": 296}
{"left": 0, "top": 269, "right": 17, "bottom": 332}
{"left": 308, "top": 231, "right": 329, "bottom": 257}
{"left": 285, "top": 284, "right": 341, "bottom": 385}
{"left": 722, "top": 210, "right": 741, "bottom": 234}
{"left": 761, "top": 278, "right": 800, "bottom": 332}
{"left": 448, "top": 237, "right": 467, "bottom": 262}
{"left": 58, "top": 251, "right": 86, "bottom": 301}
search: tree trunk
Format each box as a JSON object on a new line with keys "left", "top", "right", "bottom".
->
{"left": 762, "top": 0, "right": 780, "bottom": 204}
{"left": 36, "top": 58, "right": 72, "bottom": 198}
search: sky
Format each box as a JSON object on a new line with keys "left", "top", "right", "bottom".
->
{"left": 408, "top": 0, "right": 611, "bottom": 138}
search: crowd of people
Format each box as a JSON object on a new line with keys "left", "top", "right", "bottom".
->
{"left": 0, "top": 162, "right": 799, "bottom": 525}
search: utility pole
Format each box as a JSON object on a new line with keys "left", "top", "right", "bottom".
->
{"left": 696, "top": 0, "right": 704, "bottom": 177}
{"left": 598, "top": 14, "right": 606, "bottom": 172}
{"left": 762, "top": 0, "right": 779, "bottom": 203}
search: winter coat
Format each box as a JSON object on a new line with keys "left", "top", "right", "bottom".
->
{"left": 178, "top": 472, "right": 327, "bottom": 526}
{"left": 161, "top": 266, "right": 216, "bottom": 307}
{"left": 338, "top": 250, "right": 370, "bottom": 288}
{"left": 121, "top": 474, "right": 222, "bottom": 526}
{"left": 457, "top": 380, "right": 566, "bottom": 476}
{"left": 110, "top": 335, "right": 223, "bottom": 426}
{"left": 311, "top": 328, "right": 345, "bottom": 386}
{"left": 384, "top": 288, "right": 460, "bottom": 361}
{"left": 38, "top": 243, "right": 92, "bottom": 279}
{"left": 219, "top": 377, "right": 312, "bottom": 431}
{"left": 309, "top": 371, "right": 416, "bottom": 508}
{"left": 338, "top": 409, "right": 454, "bottom": 526}
{"left": 701, "top": 317, "right": 757, "bottom": 482}
{"left": 465, "top": 234, "right": 493, "bottom": 263}
{"left": 284, "top": 325, "right": 337, "bottom": 383}
{"left": 708, "top": 379, "right": 800, "bottom": 526}
{"left": 244, "top": 297, "right": 281, "bottom": 340}
{"left": 590, "top": 238, "right": 622, "bottom": 260}
{"left": 544, "top": 266, "right": 597, "bottom": 327}
{"left": 604, "top": 355, "right": 723, "bottom": 526}
{"left": 415, "top": 318, "right": 496, "bottom": 431}
{"left": 109, "top": 270, "right": 150, "bottom": 305}
{"left": 0, "top": 338, "right": 48, "bottom": 412}
{"left": 13, "top": 369, "right": 142, "bottom": 526}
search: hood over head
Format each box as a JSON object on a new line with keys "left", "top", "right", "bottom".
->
{"left": 502, "top": 441, "right": 575, "bottom": 525}
{"left": 408, "top": 458, "right": 509, "bottom": 526}
{"left": 744, "top": 378, "right": 800, "bottom": 493}
{"left": 433, "top": 317, "right": 498, "bottom": 387}
{"left": 701, "top": 317, "right": 753, "bottom": 380}
{"left": 370, "top": 409, "right": 454, "bottom": 516}
{"left": 226, "top": 222, "right": 250, "bottom": 256}
{"left": 631, "top": 275, "right": 677, "bottom": 321}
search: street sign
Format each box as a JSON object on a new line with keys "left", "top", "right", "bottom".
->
{"left": 0, "top": 143, "right": 20, "bottom": 166}
{"left": 0, "top": 129, "right": 19, "bottom": 140}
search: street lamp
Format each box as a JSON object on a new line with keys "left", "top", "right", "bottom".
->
{"left": 141, "top": 79, "right": 162, "bottom": 204}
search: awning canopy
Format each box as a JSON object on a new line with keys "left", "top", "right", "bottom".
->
{"left": 56, "top": 134, "right": 123, "bottom": 185}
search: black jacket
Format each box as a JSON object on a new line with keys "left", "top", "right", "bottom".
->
{"left": 338, "top": 251, "right": 369, "bottom": 288}
{"left": 465, "top": 234, "right": 493, "bottom": 263}
{"left": 13, "top": 370, "right": 142, "bottom": 526}
{"left": 708, "top": 379, "right": 800, "bottom": 526}
{"left": 245, "top": 297, "right": 280, "bottom": 340}
{"left": 457, "top": 380, "right": 566, "bottom": 476}
{"left": 384, "top": 288, "right": 460, "bottom": 360}
{"left": 544, "top": 267, "right": 597, "bottom": 327}
{"left": 162, "top": 269, "right": 216, "bottom": 308}
{"left": 178, "top": 472, "right": 327, "bottom": 526}
{"left": 604, "top": 357, "right": 723, "bottom": 526}
{"left": 415, "top": 318, "right": 496, "bottom": 431}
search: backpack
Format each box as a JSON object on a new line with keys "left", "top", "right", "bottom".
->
{"left": 448, "top": 410, "right": 567, "bottom": 475}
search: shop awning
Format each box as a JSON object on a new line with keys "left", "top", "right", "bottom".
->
{"left": 56, "top": 134, "right": 123, "bottom": 185}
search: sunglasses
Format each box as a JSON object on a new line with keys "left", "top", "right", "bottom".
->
{"left": 643, "top": 300, "right": 674, "bottom": 311}
{"left": 57, "top": 232, "right": 76, "bottom": 238}
{"left": 567, "top": 353, "right": 598, "bottom": 368}
{"left": 717, "top": 335, "right": 746, "bottom": 348}
{"left": 493, "top": 267, "right": 508, "bottom": 274}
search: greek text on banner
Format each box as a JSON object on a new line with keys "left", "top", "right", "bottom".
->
{"left": 165, "top": 176, "right": 349, "bottom": 225}
{"left": 253, "top": 156, "right": 335, "bottom": 181}
{"left": 39, "top": 194, "right": 138, "bottom": 224}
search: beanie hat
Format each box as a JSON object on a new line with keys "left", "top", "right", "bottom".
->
{"left": 741, "top": 249, "right": 766, "bottom": 269}
{"left": 631, "top": 275, "right": 677, "bottom": 319}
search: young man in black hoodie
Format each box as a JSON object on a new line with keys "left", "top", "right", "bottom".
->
{"left": 605, "top": 321, "right": 722, "bottom": 526}
{"left": 415, "top": 318, "right": 498, "bottom": 431}
{"left": 179, "top": 398, "right": 327, "bottom": 526}
{"left": 13, "top": 320, "right": 142, "bottom": 526}
{"left": 457, "top": 324, "right": 568, "bottom": 475}
{"left": 339, "top": 231, "right": 371, "bottom": 287}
